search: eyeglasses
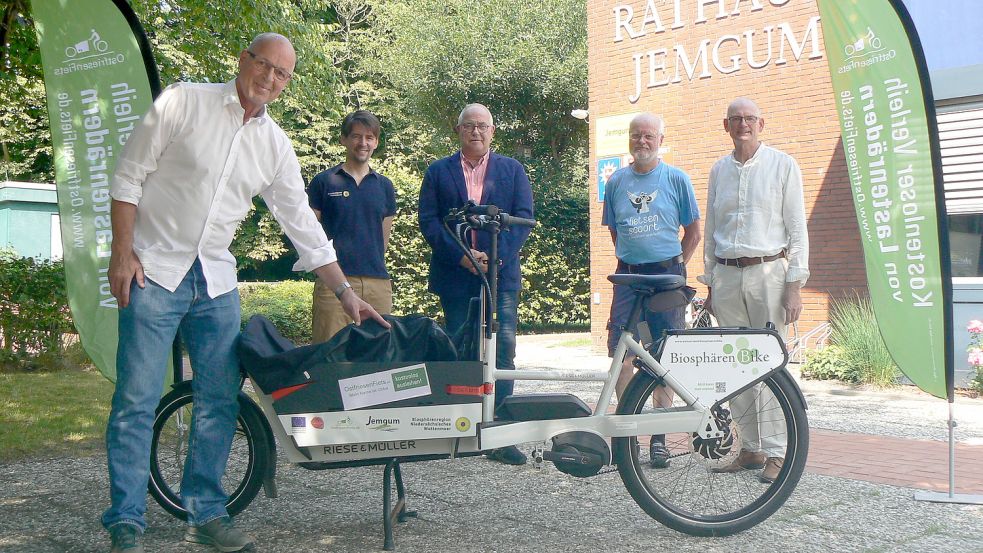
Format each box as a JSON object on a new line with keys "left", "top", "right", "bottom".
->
{"left": 460, "top": 122, "right": 493, "bottom": 133}
{"left": 727, "top": 115, "right": 759, "bottom": 125}
{"left": 246, "top": 50, "right": 292, "bottom": 82}
{"left": 629, "top": 132, "right": 661, "bottom": 142}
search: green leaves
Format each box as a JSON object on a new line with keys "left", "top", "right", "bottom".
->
{"left": 0, "top": 250, "right": 73, "bottom": 368}
{"left": 5, "top": 0, "right": 591, "bottom": 333}
{"left": 369, "top": 0, "right": 588, "bottom": 171}
{"left": 801, "top": 296, "right": 900, "bottom": 386}
{"left": 239, "top": 281, "right": 315, "bottom": 344}
{"left": 801, "top": 345, "right": 852, "bottom": 382}
{"left": 380, "top": 160, "right": 442, "bottom": 319}
{"left": 362, "top": 0, "right": 590, "bottom": 329}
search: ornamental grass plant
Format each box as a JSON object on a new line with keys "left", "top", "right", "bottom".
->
{"left": 827, "top": 295, "right": 900, "bottom": 386}
{"left": 802, "top": 295, "right": 900, "bottom": 386}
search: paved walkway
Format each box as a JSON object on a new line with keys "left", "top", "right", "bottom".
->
{"left": 2, "top": 333, "right": 982, "bottom": 552}
{"left": 809, "top": 429, "right": 983, "bottom": 494}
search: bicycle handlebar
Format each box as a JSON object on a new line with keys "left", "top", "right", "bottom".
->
{"left": 463, "top": 203, "right": 500, "bottom": 217}
{"left": 499, "top": 213, "right": 537, "bottom": 228}
{"left": 444, "top": 201, "right": 538, "bottom": 229}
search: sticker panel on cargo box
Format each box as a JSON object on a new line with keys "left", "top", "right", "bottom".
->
{"left": 338, "top": 363, "right": 432, "bottom": 410}
{"left": 282, "top": 404, "right": 482, "bottom": 447}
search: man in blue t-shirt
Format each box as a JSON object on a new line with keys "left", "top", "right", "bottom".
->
{"left": 307, "top": 110, "right": 397, "bottom": 342}
{"left": 602, "top": 112, "right": 701, "bottom": 469}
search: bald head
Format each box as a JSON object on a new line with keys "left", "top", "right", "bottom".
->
{"left": 630, "top": 113, "right": 665, "bottom": 136}
{"left": 458, "top": 103, "right": 494, "bottom": 126}
{"left": 236, "top": 32, "right": 296, "bottom": 119}
{"left": 724, "top": 97, "right": 765, "bottom": 154}
{"left": 726, "top": 97, "right": 761, "bottom": 119}
{"left": 248, "top": 33, "right": 295, "bottom": 60}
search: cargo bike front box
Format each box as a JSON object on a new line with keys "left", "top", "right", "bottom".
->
{"left": 238, "top": 314, "right": 485, "bottom": 455}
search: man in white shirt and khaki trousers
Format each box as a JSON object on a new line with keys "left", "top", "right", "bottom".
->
{"left": 701, "top": 97, "right": 810, "bottom": 485}
{"left": 105, "top": 33, "right": 386, "bottom": 553}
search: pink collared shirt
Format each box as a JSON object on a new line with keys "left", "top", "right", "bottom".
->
{"left": 461, "top": 150, "right": 490, "bottom": 203}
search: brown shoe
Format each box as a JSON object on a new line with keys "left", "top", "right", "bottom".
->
{"left": 758, "top": 457, "right": 784, "bottom": 483}
{"left": 711, "top": 449, "right": 767, "bottom": 473}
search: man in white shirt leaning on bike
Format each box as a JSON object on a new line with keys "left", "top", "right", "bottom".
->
{"left": 104, "top": 32, "right": 387, "bottom": 553}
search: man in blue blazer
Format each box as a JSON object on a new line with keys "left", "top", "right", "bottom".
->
{"left": 418, "top": 103, "right": 534, "bottom": 465}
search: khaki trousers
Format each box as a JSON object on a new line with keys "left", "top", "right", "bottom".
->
{"left": 312, "top": 276, "right": 392, "bottom": 343}
{"left": 711, "top": 258, "right": 788, "bottom": 458}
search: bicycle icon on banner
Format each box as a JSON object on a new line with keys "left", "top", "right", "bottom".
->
{"left": 64, "top": 29, "right": 108, "bottom": 59}
{"left": 844, "top": 27, "right": 883, "bottom": 59}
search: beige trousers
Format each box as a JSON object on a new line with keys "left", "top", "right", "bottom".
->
{"left": 711, "top": 258, "right": 788, "bottom": 458}
{"left": 312, "top": 276, "right": 392, "bottom": 343}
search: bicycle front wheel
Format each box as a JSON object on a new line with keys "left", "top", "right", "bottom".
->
{"left": 148, "top": 384, "right": 271, "bottom": 520}
{"left": 612, "top": 369, "right": 808, "bottom": 536}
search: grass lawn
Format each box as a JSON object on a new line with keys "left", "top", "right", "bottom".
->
{"left": 0, "top": 368, "right": 114, "bottom": 463}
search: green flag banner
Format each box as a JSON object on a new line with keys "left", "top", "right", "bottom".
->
{"left": 818, "top": 0, "right": 953, "bottom": 400}
{"left": 32, "top": 0, "right": 160, "bottom": 382}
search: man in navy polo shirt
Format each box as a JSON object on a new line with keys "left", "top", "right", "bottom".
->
{"left": 603, "top": 112, "right": 700, "bottom": 469}
{"left": 308, "top": 110, "right": 397, "bottom": 342}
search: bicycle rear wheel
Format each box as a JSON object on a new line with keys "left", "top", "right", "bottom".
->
{"left": 148, "top": 384, "right": 271, "bottom": 520}
{"left": 612, "top": 369, "right": 808, "bottom": 536}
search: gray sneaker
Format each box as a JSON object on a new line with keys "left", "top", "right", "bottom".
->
{"left": 109, "top": 523, "right": 144, "bottom": 553}
{"left": 649, "top": 440, "right": 671, "bottom": 469}
{"left": 184, "top": 517, "right": 255, "bottom": 552}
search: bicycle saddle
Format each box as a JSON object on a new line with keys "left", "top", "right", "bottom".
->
{"left": 606, "top": 274, "right": 685, "bottom": 292}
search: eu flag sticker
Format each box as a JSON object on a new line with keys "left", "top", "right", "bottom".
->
{"left": 291, "top": 416, "right": 306, "bottom": 428}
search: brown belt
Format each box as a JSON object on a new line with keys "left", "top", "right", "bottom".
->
{"left": 716, "top": 251, "right": 786, "bottom": 268}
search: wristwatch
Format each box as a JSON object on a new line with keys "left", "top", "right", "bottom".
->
{"left": 333, "top": 281, "right": 352, "bottom": 299}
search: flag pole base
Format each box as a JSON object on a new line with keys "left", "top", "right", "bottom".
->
{"left": 913, "top": 491, "right": 983, "bottom": 505}
{"left": 909, "top": 401, "right": 983, "bottom": 505}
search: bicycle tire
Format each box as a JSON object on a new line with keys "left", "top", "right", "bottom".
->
{"left": 612, "top": 369, "right": 808, "bottom": 536}
{"left": 148, "top": 384, "right": 271, "bottom": 520}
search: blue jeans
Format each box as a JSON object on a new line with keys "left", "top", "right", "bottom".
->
{"left": 102, "top": 260, "right": 242, "bottom": 531}
{"left": 440, "top": 290, "right": 518, "bottom": 411}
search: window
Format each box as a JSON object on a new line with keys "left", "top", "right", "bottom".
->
{"left": 50, "top": 214, "right": 63, "bottom": 261}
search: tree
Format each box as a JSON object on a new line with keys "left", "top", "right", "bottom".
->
{"left": 369, "top": 0, "right": 587, "bottom": 166}
{"left": 365, "top": 0, "right": 591, "bottom": 326}
{"left": 1, "top": 1, "right": 48, "bottom": 181}
{"left": 0, "top": 0, "right": 349, "bottom": 268}
{"left": 1, "top": 0, "right": 591, "bottom": 328}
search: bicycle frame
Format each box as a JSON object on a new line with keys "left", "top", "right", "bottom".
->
{"left": 245, "top": 203, "right": 788, "bottom": 464}
{"left": 151, "top": 203, "right": 808, "bottom": 545}
{"left": 475, "top": 289, "right": 789, "bottom": 451}
{"left": 451, "top": 202, "right": 776, "bottom": 449}
{"left": 451, "top": 206, "right": 710, "bottom": 447}
{"left": 150, "top": 205, "right": 809, "bottom": 550}
{"left": 249, "top": 291, "right": 786, "bottom": 465}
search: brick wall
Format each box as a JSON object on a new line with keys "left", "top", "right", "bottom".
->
{"left": 587, "top": 0, "right": 868, "bottom": 351}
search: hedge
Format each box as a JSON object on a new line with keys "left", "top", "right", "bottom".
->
{"left": 239, "top": 281, "right": 315, "bottom": 345}
{"left": 0, "top": 250, "right": 74, "bottom": 369}
{"left": 332, "top": 160, "right": 589, "bottom": 331}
